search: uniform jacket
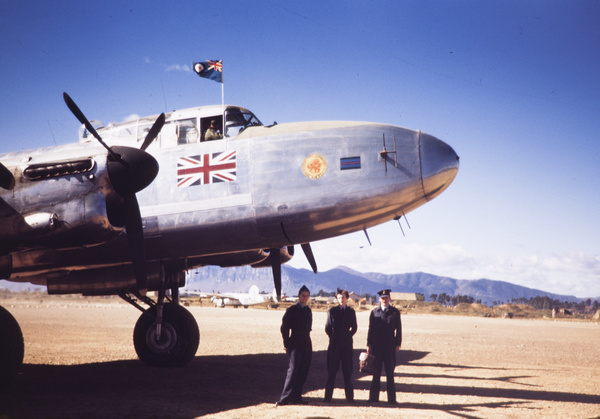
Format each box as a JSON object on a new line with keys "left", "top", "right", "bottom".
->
{"left": 325, "top": 305, "right": 357, "bottom": 344}
{"left": 367, "top": 305, "right": 402, "bottom": 350}
{"left": 281, "top": 303, "right": 312, "bottom": 350}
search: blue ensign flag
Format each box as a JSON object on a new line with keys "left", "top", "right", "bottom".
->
{"left": 193, "top": 60, "right": 223, "bottom": 83}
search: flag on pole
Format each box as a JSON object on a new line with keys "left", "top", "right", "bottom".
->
{"left": 193, "top": 60, "right": 223, "bottom": 83}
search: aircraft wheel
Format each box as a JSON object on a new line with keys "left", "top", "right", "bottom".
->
{"left": 133, "top": 303, "right": 199, "bottom": 367}
{"left": 0, "top": 306, "right": 24, "bottom": 390}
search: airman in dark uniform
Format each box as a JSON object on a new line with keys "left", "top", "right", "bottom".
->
{"left": 324, "top": 289, "right": 357, "bottom": 402}
{"left": 367, "top": 289, "right": 402, "bottom": 404}
{"left": 276, "top": 285, "right": 312, "bottom": 406}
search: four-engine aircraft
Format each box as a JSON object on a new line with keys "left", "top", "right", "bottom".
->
{"left": 199, "top": 285, "right": 277, "bottom": 308}
{"left": 0, "top": 93, "right": 459, "bottom": 389}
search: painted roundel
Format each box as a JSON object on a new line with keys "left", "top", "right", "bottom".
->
{"left": 193, "top": 63, "right": 205, "bottom": 73}
{"left": 302, "top": 154, "right": 327, "bottom": 179}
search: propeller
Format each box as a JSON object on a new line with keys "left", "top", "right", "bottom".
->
{"left": 269, "top": 248, "right": 282, "bottom": 301}
{"left": 0, "top": 163, "right": 15, "bottom": 190}
{"left": 63, "top": 93, "right": 165, "bottom": 292}
{"left": 301, "top": 243, "right": 318, "bottom": 274}
{"left": 268, "top": 244, "right": 317, "bottom": 301}
{"left": 63, "top": 93, "right": 119, "bottom": 160}
{"left": 140, "top": 113, "right": 165, "bottom": 151}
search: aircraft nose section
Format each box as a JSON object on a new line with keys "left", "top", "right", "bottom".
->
{"left": 419, "top": 133, "right": 459, "bottom": 200}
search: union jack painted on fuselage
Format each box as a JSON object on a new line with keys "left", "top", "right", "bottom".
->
{"left": 177, "top": 151, "right": 236, "bottom": 188}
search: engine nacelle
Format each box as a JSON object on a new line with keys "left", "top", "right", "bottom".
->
{"left": 1, "top": 156, "right": 124, "bottom": 254}
{"left": 44, "top": 262, "right": 185, "bottom": 295}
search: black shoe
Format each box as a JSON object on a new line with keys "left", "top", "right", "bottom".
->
{"left": 346, "top": 399, "right": 355, "bottom": 403}
{"left": 388, "top": 400, "right": 398, "bottom": 405}
{"left": 275, "top": 400, "right": 288, "bottom": 407}
{"left": 296, "top": 398, "right": 308, "bottom": 405}
{"left": 323, "top": 398, "right": 331, "bottom": 403}
{"left": 369, "top": 398, "right": 379, "bottom": 403}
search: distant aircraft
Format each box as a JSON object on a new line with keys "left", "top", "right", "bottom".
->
{"left": 0, "top": 92, "right": 459, "bottom": 388}
{"left": 204, "top": 285, "right": 276, "bottom": 308}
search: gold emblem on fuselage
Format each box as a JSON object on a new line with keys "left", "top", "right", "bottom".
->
{"left": 302, "top": 154, "right": 327, "bottom": 179}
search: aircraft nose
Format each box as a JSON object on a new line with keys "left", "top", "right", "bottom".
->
{"left": 419, "top": 133, "right": 459, "bottom": 200}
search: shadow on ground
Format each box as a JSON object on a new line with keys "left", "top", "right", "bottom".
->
{"left": 1, "top": 349, "right": 598, "bottom": 419}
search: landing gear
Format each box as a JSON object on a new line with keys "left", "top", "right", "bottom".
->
{"left": 133, "top": 303, "right": 199, "bottom": 367}
{"left": 0, "top": 306, "right": 24, "bottom": 390}
{"left": 120, "top": 268, "right": 199, "bottom": 367}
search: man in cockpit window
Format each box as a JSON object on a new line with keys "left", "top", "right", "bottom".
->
{"left": 204, "top": 120, "right": 223, "bottom": 141}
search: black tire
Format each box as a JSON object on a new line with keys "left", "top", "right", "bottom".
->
{"left": 0, "top": 306, "right": 24, "bottom": 390}
{"left": 133, "top": 303, "right": 199, "bottom": 367}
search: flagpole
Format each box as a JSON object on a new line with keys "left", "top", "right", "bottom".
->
{"left": 221, "top": 71, "right": 225, "bottom": 135}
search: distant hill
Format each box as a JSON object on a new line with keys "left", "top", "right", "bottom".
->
{"left": 1, "top": 265, "right": 593, "bottom": 305}
{"left": 183, "top": 265, "right": 590, "bottom": 305}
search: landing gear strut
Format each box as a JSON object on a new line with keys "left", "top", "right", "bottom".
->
{"left": 120, "top": 270, "right": 199, "bottom": 367}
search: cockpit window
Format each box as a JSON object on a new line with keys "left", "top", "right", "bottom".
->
{"left": 177, "top": 119, "right": 199, "bottom": 144}
{"left": 136, "top": 116, "right": 160, "bottom": 145}
{"left": 79, "top": 120, "right": 105, "bottom": 143}
{"left": 225, "top": 110, "right": 262, "bottom": 137}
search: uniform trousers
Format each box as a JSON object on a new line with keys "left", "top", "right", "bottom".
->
{"left": 369, "top": 346, "right": 396, "bottom": 403}
{"left": 324, "top": 340, "right": 354, "bottom": 400}
{"left": 278, "top": 341, "right": 312, "bottom": 404}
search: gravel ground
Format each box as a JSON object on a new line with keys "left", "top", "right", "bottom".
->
{"left": 1, "top": 299, "right": 599, "bottom": 418}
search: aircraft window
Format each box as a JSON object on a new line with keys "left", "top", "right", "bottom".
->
{"left": 177, "top": 119, "right": 200, "bottom": 144}
{"left": 137, "top": 123, "right": 153, "bottom": 144}
{"left": 79, "top": 120, "right": 104, "bottom": 143}
{"left": 225, "top": 111, "right": 262, "bottom": 137}
{"left": 136, "top": 116, "right": 159, "bottom": 145}
{"left": 106, "top": 123, "right": 136, "bottom": 140}
{"left": 200, "top": 116, "right": 224, "bottom": 141}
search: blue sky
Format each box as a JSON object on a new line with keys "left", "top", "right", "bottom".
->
{"left": 1, "top": 1, "right": 599, "bottom": 298}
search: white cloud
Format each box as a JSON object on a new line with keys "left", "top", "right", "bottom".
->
{"left": 165, "top": 64, "right": 191, "bottom": 73}
{"left": 288, "top": 237, "right": 600, "bottom": 298}
{"left": 144, "top": 57, "right": 191, "bottom": 73}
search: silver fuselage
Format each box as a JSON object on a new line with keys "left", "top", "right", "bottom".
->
{"left": 0, "top": 105, "right": 459, "bottom": 294}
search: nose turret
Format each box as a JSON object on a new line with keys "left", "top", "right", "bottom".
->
{"left": 419, "top": 132, "right": 459, "bottom": 200}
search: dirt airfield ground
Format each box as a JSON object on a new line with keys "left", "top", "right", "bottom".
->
{"left": 1, "top": 296, "right": 599, "bottom": 419}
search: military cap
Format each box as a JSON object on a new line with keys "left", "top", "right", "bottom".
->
{"left": 377, "top": 289, "right": 392, "bottom": 297}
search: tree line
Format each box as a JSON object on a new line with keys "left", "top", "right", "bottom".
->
{"left": 509, "top": 296, "right": 599, "bottom": 311}
{"left": 429, "top": 293, "right": 480, "bottom": 306}
{"left": 314, "top": 289, "right": 600, "bottom": 312}
{"left": 429, "top": 292, "right": 599, "bottom": 311}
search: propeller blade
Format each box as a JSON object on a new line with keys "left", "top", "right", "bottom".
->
{"left": 62, "top": 93, "right": 159, "bottom": 294}
{"left": 0, "top": 163, "right": 15, "bottom": 190}
{"left": 269, "top": 248, "right": 282, "bottom": 301}
{"left": 63, "top": 93, "right": 119, "bottom": 160}
{"left": 107, "top": 146, "right": 159, "bottom": 197}
{"left": 123, "top": 194, "right": 148, "bottom": 292}
{"left": 301, "top": 243, "right": 318, "bottom": 273}
{"left": 140, "top": 113, "right": 166, "bottom": 151}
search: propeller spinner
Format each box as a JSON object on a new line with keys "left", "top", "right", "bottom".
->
{"left": 63, "top": 93, "right": 165, "bottom": 292}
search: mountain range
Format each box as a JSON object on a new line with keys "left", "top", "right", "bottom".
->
{"left": 2, "top": 264, "right": 594, "bottom": 305}
{"left": 184, "top": 264, "right": 594, "bottom": 305}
